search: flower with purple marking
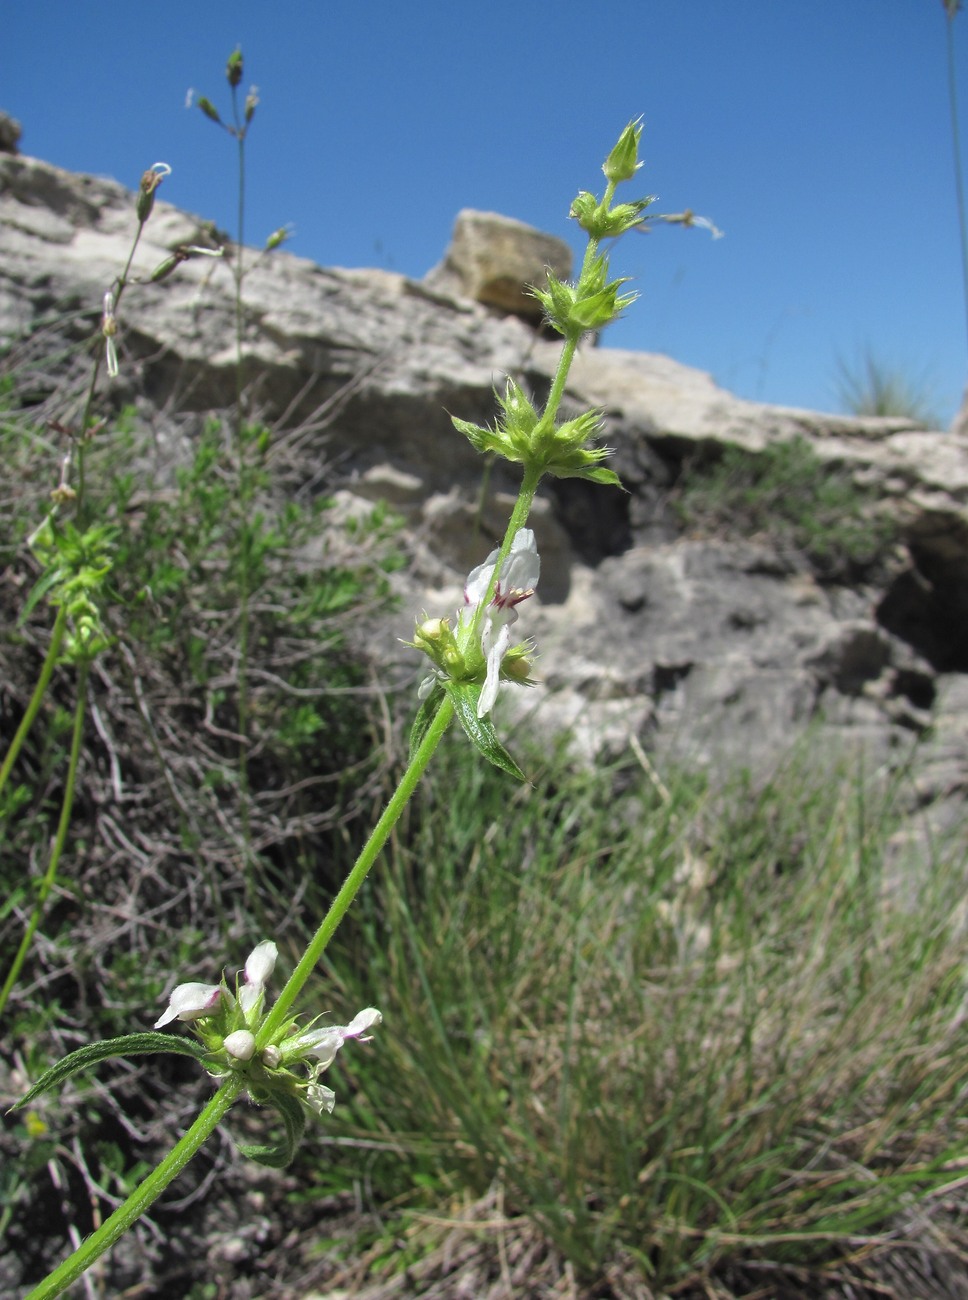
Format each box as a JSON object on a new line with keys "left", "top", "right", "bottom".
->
{"left": 463, "top": 529, "right": 540, "bottom": 717}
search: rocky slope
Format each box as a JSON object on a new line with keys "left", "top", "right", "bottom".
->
{"left": 2, "top": 151, "right": 967, "bottom": 841}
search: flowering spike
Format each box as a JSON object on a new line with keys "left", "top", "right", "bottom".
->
{"left": 151, "top": 939, "right": 381, "bottom": 1129}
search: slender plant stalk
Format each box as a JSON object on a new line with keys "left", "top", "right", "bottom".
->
{"left": 74, "top": 214, "right": 148, "bottom": 526}
{"left": 25, "top": 1077, "right": 243, "bottom": 1300}
{"left": 0, "top": 193, "right": 155, "bottom": 1009}
{"left": 0, "top": 605, "right": 68, "bottom": 806}
{"left": 229, "top": 80, "right": 255, "bottom": 881}
{"left": 0, "top": 659, "right": 90, "bottom": 1018}
{"left": 259, "top": 693, "right": 456, "bottom": 1040}
{"left": 28, "top": 117, "right": 647, "bottom": 1297}
{"left": 28, "top": 696, "right": 456, "bottom": 1297}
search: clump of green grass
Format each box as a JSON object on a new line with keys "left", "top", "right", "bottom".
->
{"left": 319, "top": 739, "right": 968, "bottom": 1296}
{"left": 834, "top": 349, "right": 941, "bottom": 427}
{"left": 673, "top": 435, "right": 899, "bottom": 579}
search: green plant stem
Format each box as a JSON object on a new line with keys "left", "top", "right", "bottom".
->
{"left": 946, "top": 8, "right": 968, "bottom": 361}
{"left": 74, "top": 217, "right": 147, "bottom": 526}
{"left": 230, "top": 89, "right": 254, "bottom": 877}
{"left": 25, "top": 1077, "right": 243, "bottom": 1300}
{"left": 543, "top": 333, "right": 581, "bottom": 427}
{"left": 258, "top": 693, "right": 457, "bottom": 1042}
{"left": 0, "top": 605, "right": 68, "bottom": 806}
{"left": 0, "top": 658, "right": 89, "bottom": 1019}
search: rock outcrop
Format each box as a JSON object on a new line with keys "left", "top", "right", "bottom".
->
{"left": 2, "top": 152, "right": 967, "bottom": 839}
{"left": 424, "top": 208, "right": 572, "bottom": 323}
{"left": 0, "top": 112, "right": 21, "bottom": 156}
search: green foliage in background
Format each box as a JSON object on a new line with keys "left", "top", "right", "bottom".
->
{"left": 834, "top": 349, "right": 941, "bottom": 427}
{"left": 0, "top": 393, "right": 402, "bottom": 1166}
{"left": 673, "top": 435, "right": 899, "bottom": 579}
{"left": 319, "top": 737, "right": 968, "bottom": 1293}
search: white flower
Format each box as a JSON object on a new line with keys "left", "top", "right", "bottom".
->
{"left": 154, "top": 981, "right": 224, "bottom": 1029}
{"left": 238, "top": 940, "right": 278, "bottom": 1019}
{"left": 223, "top": 1029, "right": 256, "bottom": 1061}
{"left": 101, "top": 291, "right": 119, "bottom": 378}
{"left": 285, "top": 1007, "right": 381, "bottom": 1114}
{"left": 306, "top": 1078, "right": 336, "bottom": 1115}
{"left": 463, "top": 530, "right": 540, "bottom": 718}
{"left": 153, "top": 939, "right": 276, "bottom": 1029}
{"left": 286, "top": 1008, "right": 382, "bottom": 1070}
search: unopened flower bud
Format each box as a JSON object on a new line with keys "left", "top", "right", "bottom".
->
{"left": 196, "top": 96, "right": 221, "bottom": 124}
{"left": 223, "top": 1030, "right": 256, "bottom": 1061}
{"left": 265, "top": 224, "right": 294, "bottom": 251}
{"left": 226, "top": 47, "right": 244, "bottom": 87}
{"left": 415, "top": 617, "right": 446, "bottom": 645}
{"left": 150, "top": 255, "right": 179, "bottom": 283}
{"left": 136, "top": 162, "right": 171, "bottom": 224}
{"left": 603, "top": 119, "right": 643, "bottom": 183}
{"left": 245, "top": 87, "right": 259, "bottom": 123}
{"left": 262, "top": 1044, "right": 282, "bottom": 1068}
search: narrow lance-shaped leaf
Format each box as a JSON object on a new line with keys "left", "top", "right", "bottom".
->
{"left": 409, "top": 682, "right": 447, "bottom": 761}
{"left": 236, "top": 1090, "right": 306, "bottom": 1168}
{"left": 447, "top": 681, "right": 526, "bottom": 781}
{"left": 10, "top": 1033, "right": 211, "bottom": 1111}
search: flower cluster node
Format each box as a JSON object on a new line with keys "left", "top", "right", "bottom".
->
{"left": 153, "top": 941, "right": 381, "bottom": 1119}
{"left": 101, "top": 291, "right": 119, "bottom": 378}
{"left": 452, "top": 379, "right": 621, "bottom": 487}
{"left": 411, "top": 529, "right": 540, "bottom": 720}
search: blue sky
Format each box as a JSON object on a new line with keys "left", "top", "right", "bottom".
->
{"left": 3, "top": 1, "right": 967, "bottom": 424}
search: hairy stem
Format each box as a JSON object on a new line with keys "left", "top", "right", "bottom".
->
{"left": 0, "top": 657, "right": 89, "bottom": 1018}
{"left": 25, "top": 1078, "right": 243, "bottom": 1300}
{"left": 0, "top": 605, "right": 67, "bottom": 806}
{"left": 259, "top": 693, "right": 456, "bottom": 1041}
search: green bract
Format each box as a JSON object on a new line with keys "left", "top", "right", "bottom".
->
{"left": 531, "top": 257, "right": 637, "bottom": 336}
{"left": 570, "top": 191, "right": 656, "bottom": 239}
{"left": 603, "top": 117, "right": 644, "bottom": 182}
{"left": 453, "top": 379, "right": 622, "bottom": 486}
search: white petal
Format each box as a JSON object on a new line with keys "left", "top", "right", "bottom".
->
{"left": 301, "top": 1027, "right": 344, "bottom": 1069}
{"left": 223, "top": 1029, "right": 256, "bottom": 1061}
{"left": 244, "top": 940, "right": 277, "bottom": 987}
{"left": 306, "top": 1081, "right": 336, "bottom": 1115}
{"left": 498, "top": 530, "right": 540, "bottom": 600}
{"left": 154, "top": 981, "right": 223, "bottom": 1029}
{"left": 238, "top": 982, "right": 263, "bottom": 1017}
{"left": 478, "top": 620, "right": 513, "bottom": 718}
{"left": 343, "top": 1007, "right": 382, "bottom": 1039}
{"left": 464, "top": 548, "right": 500, "bottom": 606}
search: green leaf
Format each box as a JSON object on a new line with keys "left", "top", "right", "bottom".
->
{"left": 10, "top": 1033, "right": 211, "bottom": 1110}
{"left": 566, "top": 465, "right": 625, "bottom": 489}
{"left": 236, "top": 1090, "right": 306, "bottom": 1168}
{"left": 409, "top": 683, "right": 446, "bottom": 761}
{"left": 18, "top": 568, "right": 63, "bottom": 626}
{"left": 446, "top": 682, "right": 527, "bottom": 781}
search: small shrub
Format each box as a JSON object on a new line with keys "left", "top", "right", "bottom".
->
{"left": 673, "top": 435, "right": 899, "bottom": 579}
